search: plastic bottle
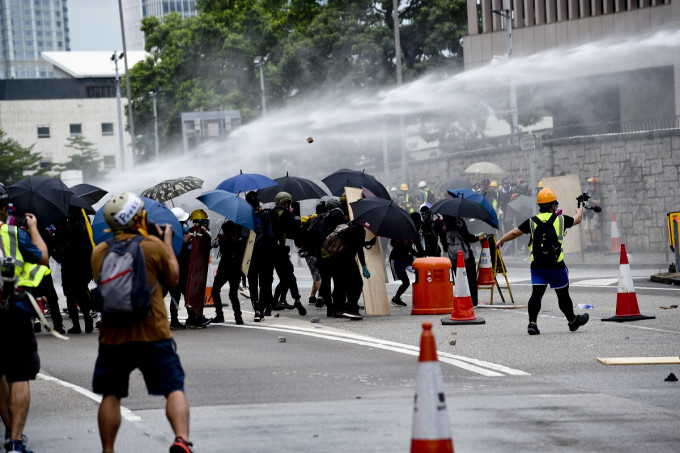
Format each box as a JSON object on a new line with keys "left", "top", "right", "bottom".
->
{"left": 577, "top": 304, "right": 593, "bottom": 309}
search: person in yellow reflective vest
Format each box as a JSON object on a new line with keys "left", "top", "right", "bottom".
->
{"left": 496, "top": 188, "right": 589, "bottom": 336}
{"left": 0, "top": 182, "right": 50, "bottom": 453}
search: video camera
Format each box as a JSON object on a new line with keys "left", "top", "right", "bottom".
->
{"left": 576, "top": 192, "right": 602, "bottom": 212}
{"left": 1, "top": 257, "right": 16, "bottom": 309}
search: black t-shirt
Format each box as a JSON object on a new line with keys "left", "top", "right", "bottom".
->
{"left": 518, "top": 214, "right": 575, "bottom": 269}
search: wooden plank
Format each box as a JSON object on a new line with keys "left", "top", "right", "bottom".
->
{"left": 597, "top": 357, "right": 680, "bottom": 365}
{"left": 240, "top": 229, "right": 256, "bottom": 276}
{"left": 345, "top": 187, "right": 390, "bottom": 316}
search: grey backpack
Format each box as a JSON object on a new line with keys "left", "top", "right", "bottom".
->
{"left": 93, "top": 236, "right": 158, "bottom": 326}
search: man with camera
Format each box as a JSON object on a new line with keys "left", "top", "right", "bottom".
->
{"left": 496, "top": 188, "right": 589, "bottom": 336}
{"left": 0, "top": 182, "right": 51, "bottom": 453}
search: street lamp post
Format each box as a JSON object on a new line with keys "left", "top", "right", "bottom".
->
{"left": 150, "top": 91, "right": 160, "bottom": 161}
{"left": 254, "top": 54, "right": 270, "bottom": 116}
{"left": 111, "top": 51, "right": 126, "bottom": 171}
{"left": 392, "top": 0, "right": 408, "bottom": 187}
{"left": 493, "top": 5, "right": 519, "bottom": 147}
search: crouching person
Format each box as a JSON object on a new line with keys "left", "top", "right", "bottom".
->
{"left": 91, "top": 193, "right": 194, "bottom": 453}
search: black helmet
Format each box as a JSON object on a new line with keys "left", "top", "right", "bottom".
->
{"left": 245, "top": 191, "right": 260, "bottom": 209}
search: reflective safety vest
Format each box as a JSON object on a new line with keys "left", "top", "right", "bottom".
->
{"left": 529, "top": 212, "right": 565, "bottom": 263}
{"left": 0, "top": 223, "right": 50, "bottom": 288}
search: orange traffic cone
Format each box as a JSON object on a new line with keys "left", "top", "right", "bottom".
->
{"left": 610, "top": 213, "right": 621, "bottom": 253}
{"left": 205, "top": 256, "right": 215, "bottom": 307}
{"left": 441, "top": 251, "right": 485, "bottom": 325}
{"left": 476, "top": 237, "right": 495, "bottom": 287}
{"left": 602, "top": 244, "right": 655, "bottom": 322}
{"left": 411, "top": 322, "right": 454, "bottom": 453}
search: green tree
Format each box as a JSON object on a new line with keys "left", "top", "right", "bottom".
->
{"left": 0, "top": 130, "right": 43, "bottom": 185}
{"left": 54, "top": 136, "right": 103, "bottom": 182}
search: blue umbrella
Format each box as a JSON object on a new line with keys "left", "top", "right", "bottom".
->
{"left": 197, "top": 190, "right": 254, "bottom": 230}
{"left": 216, "top": 170, "right": 277, "bottom": 194}
{"left": 91, "top": 197, "right": 183, "bottom": 255}
{"left": 446, "top": 188, "right": 499, "bottom": 229}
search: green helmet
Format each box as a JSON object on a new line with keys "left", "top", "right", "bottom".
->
{"left": 274, "top": 191, "right": 292, "bottom": 206}
{"left": 325, "top": 196, "right": 341, "bottom": 210}
{"left": 103, "top": 192, "right": 144, "bottom": 231}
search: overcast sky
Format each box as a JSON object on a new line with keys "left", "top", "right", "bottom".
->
{"left": 68, "top": 0, "right": 123, "bottom": 51}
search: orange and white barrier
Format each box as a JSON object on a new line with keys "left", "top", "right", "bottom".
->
{"left": 204, "top": 257, "right": 216, "bottom": 307}
{"left": 602, "top": 244, "right": 655, "bottom": 323}
{"left": 411, "top": 322, "right": 454, "bottom": 453}
{"left": 610, "top": 213, "right": 621, "bottom": 253}
{"left": 441, "top": 250, "right": 485, "bottom": 325}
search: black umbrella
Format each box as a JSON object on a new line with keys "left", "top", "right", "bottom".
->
{"left": 322, "top": 169, "right": 390, "bottom": 200}
{"left": 70, "top": 194, "right": 95, "bottom": 215}
{"left": 430, "top": 197, "right": 497, "bottom": 228}
{"left": 349, "top": 197, "right": 417, "bottom": 242}
{"left": 8, "top": 176, "right": 73, "bottom": 229}
{"left": 506, "top": 194, "right": 535, "bottom": 220}
{"left": 258, "top": 172, "right": 328, "bottom": 203}
{"left": 141, "top": 176, "right": 204, "bottom": 204}
{"left": 70, "top": 183, "right": 108, "bottom": 205}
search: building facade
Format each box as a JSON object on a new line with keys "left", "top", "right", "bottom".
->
{"left": 0, "top": 0, "right": 70, "bottom": 79}
{"left": 121, "top": 0, "right": 198, "bottom": 51}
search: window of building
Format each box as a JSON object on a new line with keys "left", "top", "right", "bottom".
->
{"left": 101, "top": 123, "right": 114, "bottom": 136}
{"left": 69, "top": 124, "right": 82, "bottom": 137}
{"left": 103, "top": 155, "right": 116, "bottom": 169}
{"left": 37, "top": 125, "right": 50, "bottom": 138}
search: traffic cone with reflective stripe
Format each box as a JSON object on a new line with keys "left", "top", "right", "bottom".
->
{"left": 441, "top": 251, "right": 485, "bottom": 325}
{"left": 610, "top": 213, "right": 621, "bottom": 253}
{"left": 602, "top": 244, "right": 655, "bottom": 322}
{"left": 205, "top": 256, "right": 215, "bottom": 307}
{"left": 476, "top": 237, "right": 495, "bottom": 287}
{"left": 411, "top": 322, "right": 454, "bottom": 453}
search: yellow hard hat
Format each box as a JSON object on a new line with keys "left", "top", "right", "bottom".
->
{"left": 489, "top": 180, "right": 498, "bottom": 188}
{"left": 536, "top": 188, "right": 557, "bottom": 205}
{"left": 189, "top": 209, "right": 208, "bottom": 221}
{"left": 400, "top": 183, "right": 408, "bottom": 191}
{"left": 537, "top": 180, "right": 544, "bottom": 188}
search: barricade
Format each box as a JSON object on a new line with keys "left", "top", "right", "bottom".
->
{"left": 411, "top": 257, "right": 455, "bottom": 315}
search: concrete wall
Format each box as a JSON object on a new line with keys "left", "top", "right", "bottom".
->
{"left": 404, "top": 130, "right": 680, "bottom": 252}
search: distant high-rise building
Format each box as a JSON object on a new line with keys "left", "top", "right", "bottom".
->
{"left": 0, "top": 0, "right": 70, "bottom": 79}
{"left": 122, "top": 0, "right": 198, "bottom": 51}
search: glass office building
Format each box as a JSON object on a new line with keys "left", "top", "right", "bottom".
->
{"left": 122, "top": 0, "right": 198, "bottom": 51}
{"left": 0, "top": 0, "right": 70, "bottom": 79}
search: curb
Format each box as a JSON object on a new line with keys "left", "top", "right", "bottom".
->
{"left": 650, "top": 272, "right": 680, "bottom": 286}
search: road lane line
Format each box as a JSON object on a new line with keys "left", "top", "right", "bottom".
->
{"left": 37, "top": 373, "right": 141, "bottom": 422}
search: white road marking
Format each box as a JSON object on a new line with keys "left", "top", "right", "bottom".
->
{"left": 37, "top": 373, "right": 142, "bottom": 422}
{"left": 236, "top": 323, "right": 530, "bottom": 377}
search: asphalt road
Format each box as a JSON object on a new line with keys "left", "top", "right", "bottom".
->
{"left": 27, "top": 263, "right": 680, "bottom": 452}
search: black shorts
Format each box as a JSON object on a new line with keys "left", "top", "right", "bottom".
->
{"left": 0, "top": 310, "right": 40, "bottom": 383}
{"left": 92, "top": 339, "right": 185, "bottom": 398}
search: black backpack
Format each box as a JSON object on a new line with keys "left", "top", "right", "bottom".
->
{"left": 529, "top": 213, "right": 563, "bottom": 265}
{"left": 92, "top": 236, "right": 158, "bottom": 326}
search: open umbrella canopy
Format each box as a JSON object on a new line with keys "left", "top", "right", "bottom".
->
{"left": 506, "top": 194, "right": 535, "bottom": 220}
{"left": 349, "top": 197, "right": 417, "bottom": 242}
{"left": 216, "top": 170, "right": 277, "bottom": 194}
{"left": 140, "top": 176, "right": 204, "bottom": 204}
{"left": 91, "top": 197, "right": 183, "bottom": 255}
{"left": 257, "top": 172, "right": 327, "bottom": 203}
{"left": 464, "top": 161, "right": 505, "bottom": 175}
{"left": 8, "top": 176, "right": 73, "bottom": 229}
{"left": 322, "top": 169, "right": 390, "bottom": 200}
{"left": 196, "top": 190, "right": 254, "bottom": 230}
{"left": 430, "top": 197, "right": 498, "bottom": 229}
{"left": 69, "top": 183, "right": 108, "bottom": 206}
{"left": 447, "top": 188, "right": 498, "bottom": 228}
{"left": 70, "top": 194, "right": 95, "bottom": 215}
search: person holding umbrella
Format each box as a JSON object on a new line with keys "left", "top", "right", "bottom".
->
{"left": 442, "top": 216, "right": 485, "bottom": 307}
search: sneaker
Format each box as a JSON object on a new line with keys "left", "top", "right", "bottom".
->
{"left": 569, "top": 313, "right": 590, "bottom": 332}
{"left": 186, "top": 316, "right": 211, "bottom": 329}
{"left": 263, "top": 307, "right": 272, "bottom": 317}
{"left": 52, "top": 324, "right": 66, "bottom": 335}
{"left": 67, "top": 325, "right": 82, "bottom": 334}
{"left": 308, "top": 296, "right": 317, "bottom": 305}
{"left": 527, "top": 323, "right": 540, "bottom": 335}
{"left": 4, "top": 430, "right": 27, "bottom": 447}
{"left": 33, "top": 322, "right": 41, "bottom": 333}
{"left": 169, "top": 436, "right": 194, "bottom": 453}
{"left": 315, "top": 297, "right": 325, "bottom": 309}
{"left": 5, "top": 439, "right": 32, "bottom": 453}
{"left": 272, "top": 301, "right": 286, "bottom": 311}
{"left": 254, "top": 312, "right": 261, "bottom": 322}
{"left": 342, "top": 311, "right": 364, "bottom": 320}
{"left": 294, "top": 300, "right": 307, "bottom": 316}
{"left": 170, "top": 319, "right": 186, "bottom": 330}
{"left": 211, "top": 314, "right": 225, "bottom": 324}
{"left": 390, "top": 297, "right": 407, "bottom": 307}
{"left": 234, "top": 316, "right": 244, "bottom": 325}
{"left": 282, "top": 301, "right": 296, "bottom": 310}
{"left": 84, "top": 316, "right": 94, "bottom": 334}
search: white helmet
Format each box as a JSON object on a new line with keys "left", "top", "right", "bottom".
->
{"left": 103, "top": 192, "right": 144, "bottom": 231}
{"left": 390, "top": 187, "right": 397, "bottom": 192}
{"left": 418, "top": 180, "right": 427, "bottom": 189}
{"left": 171, "top": 207, "right": 189, "bottom": 222}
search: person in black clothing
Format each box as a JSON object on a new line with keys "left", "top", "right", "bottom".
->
{"left": 210, "top": 220, "right": 246, "bottom": 325}
{"left": 442, "top": 215, "right": 484, "bottom": 307}
{"left": 318, "top": 197, "right": 346, "bottom": 317}
{"left": 295, "top": 201, "right": 327, "bottom": 308}
{"left": 389, "top": 237, "right": 424, "bottom": 306}
{"left": 245, "top": 191, "right": 275, "bottom": 321}
{"left": 419, "top": 204, "right": 446, "bottom": 257}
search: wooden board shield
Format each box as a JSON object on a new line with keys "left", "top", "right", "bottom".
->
{"left": 241, "top": 229, "right": 256, "bottom": 276}
{"left": 185, "top": 225, "right": 211, "bottom": 316}
{"left": 345, "top": 187, "right": 390, "bottom": 316}
{"left": 542, "top": 174, "right": 583, "bottom": 254}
